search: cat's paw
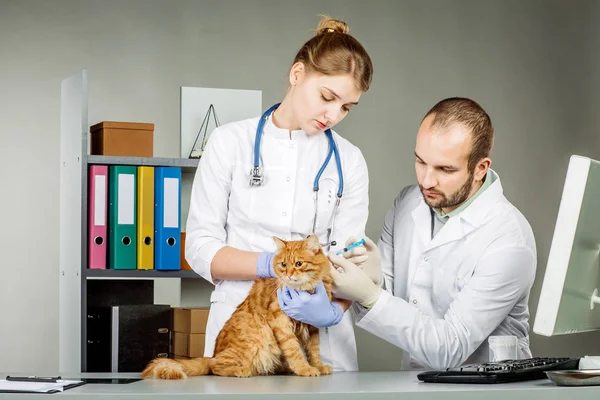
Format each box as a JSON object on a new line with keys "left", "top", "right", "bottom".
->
{"left": 295, "top": 365, "right": 320, "bottom": 377}
{"left": 317, "top": 364, "right": 332, "bottom": 375}
{"left": 141, "top": 358, "right": 188, "bottom": 380}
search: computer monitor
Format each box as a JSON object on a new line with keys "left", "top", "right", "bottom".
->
{"left": 533, "top": 155, "right": 600, "bottom": 336}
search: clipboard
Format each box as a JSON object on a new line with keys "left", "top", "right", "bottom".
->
{"left": 0, "top": 376, "right": 86, "bottom": 394}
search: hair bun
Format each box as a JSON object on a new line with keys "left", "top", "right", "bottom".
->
{"left": 315, "top": 15, "right": 350, "bottom": 35}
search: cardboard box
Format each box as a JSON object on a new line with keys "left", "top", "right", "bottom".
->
{"left": 172, "top": 332, "right": 206, "bottom": 358}
{"left": 180, "top": 233, "right": 192, "bottom": 270}
{"left": 172, "top": 307, "right": 209, "bottom": 334}
{"left": 90, "top": 121, "right": 154, "bottom": 157}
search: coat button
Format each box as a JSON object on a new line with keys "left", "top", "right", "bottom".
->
{"left": 412, "top": 299, "right": 418, "bottom": 304}
{"left": 282, "top": 212, "right": 287, "bottom": 216}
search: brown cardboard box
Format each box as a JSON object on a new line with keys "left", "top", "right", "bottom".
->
{"left": 173, "top": 332, "right": 206, "bottom": 358}
{"left": 180, "top": 233, "right": 192, "bottom": 270}
{"left": 172, "top": 307, "right": 209, "bottom": 333}
{"left": 90, "top": 121, "right": 154, "bottom": 157}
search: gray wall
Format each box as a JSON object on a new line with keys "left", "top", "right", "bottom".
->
{"left": 1, "top": 0, "right": 599, "bottom": 373}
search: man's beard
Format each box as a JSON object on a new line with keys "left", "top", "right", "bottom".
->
{"left": 420, "top": 171, "right": 475, "bottom": 210}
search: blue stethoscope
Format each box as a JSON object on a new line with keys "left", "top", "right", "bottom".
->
{"left": 249, "top": 103, "right": 344, "bottom": 248}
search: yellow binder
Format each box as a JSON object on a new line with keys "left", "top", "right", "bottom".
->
{"left": 137, "top": 166, "right": 154, "bottom": 269}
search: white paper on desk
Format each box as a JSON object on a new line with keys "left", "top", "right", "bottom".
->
{"left": 0, "top": 379, "right": 82, "bottom": 393}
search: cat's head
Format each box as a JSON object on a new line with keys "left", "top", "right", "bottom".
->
{"left": 271, "top": 234, "right": 330, "bottom": 291}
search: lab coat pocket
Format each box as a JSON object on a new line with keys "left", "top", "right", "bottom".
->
{"left": 439, "top": 255, "right": 476, "bottom": 297}
{"left": 432, "top": 246, "right": 474, "bottom": 311}
{"left": 246, "top": 165, "right": 287, "bottom": 223}
{"left": 454, "top": 263, "right": 475, "bottom": 292}
{"left": 230, "top": 163, "right": 260, "bottom": 223}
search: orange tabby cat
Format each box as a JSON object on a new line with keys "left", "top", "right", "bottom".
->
{"left": 141, "top": 234, "right": 334, "bottom": 379}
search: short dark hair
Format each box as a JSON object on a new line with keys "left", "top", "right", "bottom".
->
{"left": 423, "top": 97, "right": 494, "bottom": 172}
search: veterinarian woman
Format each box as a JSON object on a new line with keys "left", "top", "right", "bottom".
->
{"left": 185, "top": 15, "right": 373, "bottom": 372}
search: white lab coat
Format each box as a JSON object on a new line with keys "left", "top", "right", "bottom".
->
{"left": 355, "top": 171, "right": 536, "bottom": 370}
{"left": 185, "top": 114, "right": 369, "bottom": 372}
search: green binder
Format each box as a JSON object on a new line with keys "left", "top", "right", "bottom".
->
{"left": 108, "top": 166, "right": 137, "bottom": 269}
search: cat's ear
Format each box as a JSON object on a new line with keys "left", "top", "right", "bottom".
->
{"left": 305, "top": 234, "right": 321, "bottom": 254}
{"left": 273, "top": 236, "right": 286, "bottom": 251}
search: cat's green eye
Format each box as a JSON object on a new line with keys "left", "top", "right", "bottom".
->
{"left": 295, "top": 261, "right": 303, "bottom": 267}
{"left": 281, "top": 262, "right": 286, "bottom": 268}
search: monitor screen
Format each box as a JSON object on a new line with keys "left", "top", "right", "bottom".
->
{"left": 533, "top": 155, "right": 600, "bottom": 336}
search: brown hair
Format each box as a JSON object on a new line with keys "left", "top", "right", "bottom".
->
{"left": 292, "top": 15, "right": 373, "bottom": 92}
{"left": 424, "top": 97, "right": 494, "bottom": 172}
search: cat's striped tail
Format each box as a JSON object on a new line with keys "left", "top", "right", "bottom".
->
{"left": 178, "top": 357, "right": 213, "bottom": 376}
{"left": 141, "top": 357, "right": 212, "bottom": 379}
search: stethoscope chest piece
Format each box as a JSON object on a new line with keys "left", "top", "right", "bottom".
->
{"left": 249, "top": 166, "right": 263, "bottom": 186}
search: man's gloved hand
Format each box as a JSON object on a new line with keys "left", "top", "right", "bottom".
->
{"left": 277, "top": 281, "right": 344, "bottom": 328}
{"left": 329, "top": 254, "right": 382, "bottom": 309}
{"left": 359, "top": 237, "right": 383, "bottom": 287}
{"left": 341, "top": 236, "right": 368, "bottom": 266}
{"left": 256, "top": 252, "right": 276, "bottom": 278}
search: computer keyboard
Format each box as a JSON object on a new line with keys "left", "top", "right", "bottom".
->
{"left": 417, "top": 357, "right": 581, "bottom": 384}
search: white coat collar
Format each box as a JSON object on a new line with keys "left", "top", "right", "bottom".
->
{"left": 457, "top": 169, "right": 504, "bottom": 228}
{"left": 264, "top": 114, "right": 309, "bottom": 141}
{"left": 411, "top": 169, "right": 505, "bottom": 250}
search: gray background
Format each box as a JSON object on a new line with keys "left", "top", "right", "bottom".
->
{"left": 1, "top": 0, "right": 599, "bottom": 372}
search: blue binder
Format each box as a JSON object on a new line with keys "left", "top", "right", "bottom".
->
{"left": 154, "top": 167, "right": 181, "bottom": 270}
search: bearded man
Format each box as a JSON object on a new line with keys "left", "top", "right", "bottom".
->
{"left": 329, "top": 97, "right": 537, "bottom": 370}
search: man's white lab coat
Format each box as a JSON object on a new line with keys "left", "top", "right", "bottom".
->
{"left": 356, "top": 172, "right": 536, "bottom": 370}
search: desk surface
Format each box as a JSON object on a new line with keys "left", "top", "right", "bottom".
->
{"left": 1, "top": 372, "right": 598, "bottom": 399}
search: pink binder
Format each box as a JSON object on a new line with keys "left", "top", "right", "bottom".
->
{"left": 88, "top": 165, "right": 108, "bottom": 269}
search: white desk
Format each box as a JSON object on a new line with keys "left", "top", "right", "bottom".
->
{"left": 1, "top": 372, "right": 597, "bottom": 399}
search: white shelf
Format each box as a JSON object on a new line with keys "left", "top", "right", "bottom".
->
{"left": 87, "top": 155, "right": 199, "bottom": 172}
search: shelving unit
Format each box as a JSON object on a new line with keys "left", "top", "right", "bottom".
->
{"left": 59, "top": 69, "right": 204, "bottom": 373}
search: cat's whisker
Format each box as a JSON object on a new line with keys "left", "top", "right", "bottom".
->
{"left": 279, "top": 277, "right": 289, "bottom": 289}
{"left": 268, "top": 278, "right": 286, "bottom": 298}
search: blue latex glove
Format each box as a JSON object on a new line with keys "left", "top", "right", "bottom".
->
{"left": 277, "top": 281, "right": 344, "bottom": 328}
{"left": 256, "top": 252, "right": 276, "bottom": 278}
